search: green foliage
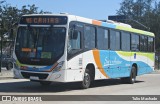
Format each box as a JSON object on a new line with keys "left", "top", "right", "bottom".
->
{"left": 0, "top": 1, "right": 51, "bottom": 36}
{"left": 117, "top": 0, "right": 160, "bottom": 50}
{"left": 0, "top": 0, "right": 51, "bottom": 48}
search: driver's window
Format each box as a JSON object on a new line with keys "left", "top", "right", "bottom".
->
{"left": 68, "top": 30, "right": 81, "bottom": 52}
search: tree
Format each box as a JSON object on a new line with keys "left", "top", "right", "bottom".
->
{"left": 0, "top": 0, "right": 52, "bottom": 54}
{"left": 117, "top": 0, "right": 160, "bottom": 50}
{"left": 0, "top": 1, "right": 51, "bottom": 38}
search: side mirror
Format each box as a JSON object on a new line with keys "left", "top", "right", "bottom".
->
{"left": 72, "top": 30, "right": 78, "bottom": 39}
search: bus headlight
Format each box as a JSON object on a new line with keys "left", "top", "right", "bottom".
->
{"left": 53, "top": 61, "right": 64, "bottom": 72}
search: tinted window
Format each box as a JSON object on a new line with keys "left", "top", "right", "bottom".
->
{"left": 148, "top": 37, "right": 154, "bottom": 52}
{"left": 84, "top": 26, "right": 95, "bottom": 49}
{"left": 15, "top": 27, "right": 66, "bottom": 65}
{"left": 121, "top": 32, "right": 130, "bottom": 51}
{"left": 110, "top": 30, "right": 120, "bottom": 50}
{"left": 140, "top": 35, "right": 148, "bottom": 52}
{"left": 131, "top": 34, "right": 139, "bottom": 51}
{"left": 97, "top": 28, "right": 108, "bottom": 49}
{"left": 68, "top": 30, "right": 81, "bottom": 52}
{"left": 144, "top": 36, "right": 148, "bottom": 51}
{"left": 140, "top": 35, "right": 145, "bottom": 51}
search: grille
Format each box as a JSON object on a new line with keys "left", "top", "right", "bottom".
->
{"left": 21, "top": 72, "right": 49, "bottom": 79}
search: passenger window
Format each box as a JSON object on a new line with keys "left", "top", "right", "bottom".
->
{"left": 140, "top": 36, "right": 145, "bottom": 51}
{"left": 140, "top": 35, "right": 148, "bottom": 51}
{"left": 84, "top": 26, "right": 95, "bottom": 49}
{"left": 68, "top": 30, "right": 81, "bottom": 52}
{"left": 144, "top": 36, "right": 148, "bottom": 52}
{"left": 148, "top": 37, "right": 154, "bottom": 52}
{"left": 121, "top": 32, "right": 130, "bottom": 51}
{"left": 131, "top": 34, "right": 139, "bottom": 51}
{"left": 97, "top": 28, "right": 108, "bottom": 49}
{"left": 110, "top": 30, "right": 120, "bottom": 50}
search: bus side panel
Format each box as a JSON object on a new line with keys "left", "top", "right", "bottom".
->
{"left": 117, "top": 52, "right": 154, "bottom": 76}
{"left": 109, "top": 50, "right": 121, "bottom": 78}
{"left": 83, "top": 50, "right": 106, "bottom": 80}
{"left": 137, "top": 52, "right": 148, "bottom": 75}
{"left": 134, "top": 52, "right": 154, "bottom": 75}
{"left": 115, "top": 51, "right": 132, "bottom": 78}
{"left": 108, "top": 51, "right": 131, "bottom": 78}
{"left": 66, "top": 50, "right": 154, "bottom": 82}
{"left": 147, "top": 53, "right": 155, "bottom": 73}
{"left": 66, "top": 54, "right": 83, "bottom": 82}
{"left": 66, "top": 50, "right": 109, "bottom": 82}
{"left": 93, "top": 50, "right": 131, "bottom": 79}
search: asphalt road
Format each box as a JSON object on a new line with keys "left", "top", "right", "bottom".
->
{"left": 0, "top": 73, "right": 160, "bottom": 95}
{"left": 0, "top": 73, "right": 160, "bottom": 104}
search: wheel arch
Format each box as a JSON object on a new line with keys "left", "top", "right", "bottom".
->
{"left": 85, "top": 63, "right": 95, "bottom": 81}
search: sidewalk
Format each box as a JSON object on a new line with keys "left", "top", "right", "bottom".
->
{"left": 0, "top": 67, "right": 14, "bottom": 80}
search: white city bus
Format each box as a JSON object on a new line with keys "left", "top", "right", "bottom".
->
{"left": 13, "top": 14, "right": 155, "bottom": 89}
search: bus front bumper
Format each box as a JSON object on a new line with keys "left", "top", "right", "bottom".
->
{"left": 13, "top": 68, "right": 65, "bottom": 82}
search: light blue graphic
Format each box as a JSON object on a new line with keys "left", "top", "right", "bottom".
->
{"left": 102, "top": 22, "right": 116, "bottom": 29}
{"left": 99, "top": 50, "right": 153, "bottom": 78}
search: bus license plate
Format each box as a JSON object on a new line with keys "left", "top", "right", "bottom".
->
{"left": 30, "top": 76, "right": 39, "bottom": 80}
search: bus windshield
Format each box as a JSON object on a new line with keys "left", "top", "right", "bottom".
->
{"left": 15, "top": 27, "right": 66, "bottom": 65}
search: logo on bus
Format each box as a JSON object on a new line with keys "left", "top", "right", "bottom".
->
{"left": 103, "top": 57, "right": 122, "bottom": 67}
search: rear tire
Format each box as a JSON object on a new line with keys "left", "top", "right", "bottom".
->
{"left": 40, "top": 81, "right": 52, "bottom": 86}
{"left": 81, "top": 69, "right": 91, "bottom": 89}
{"left": 121, "top": 66, "right": 136, "bottom": 84}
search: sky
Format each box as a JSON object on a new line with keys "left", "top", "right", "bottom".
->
{"left": 4, "top": 0, "right": 123, "bottom": 20}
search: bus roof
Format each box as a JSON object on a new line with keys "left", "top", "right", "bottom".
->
{"left": 93, "top": 20, "right": 155, "bottom": 37}
{"left": 73, "top": 15, "right": 155, "bottom": 37}
{"left": 21, "top": 14, "right": 155, "bottom": 37}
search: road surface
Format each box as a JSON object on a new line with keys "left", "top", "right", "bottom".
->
{"left": 0, "top": 73, "right": 160, "bottom": 104}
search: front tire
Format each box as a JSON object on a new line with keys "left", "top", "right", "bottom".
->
{"left": 6, "top": 62, "right": 13, "bottom": 70}
{"left": 81, "top": 69, "right": 91, "bottom": 89}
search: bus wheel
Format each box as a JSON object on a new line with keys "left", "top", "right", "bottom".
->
{"left": 6, "top": 62, "right": 13, "bottom": 70}
{"left": 128, "top": 66, "right": 136, "bottom": 84}
{"left": 81, "top": 69, "right": 91, "bottom": 89}
{"left": 39, "top": 81, "right": 52, "bottom": 86}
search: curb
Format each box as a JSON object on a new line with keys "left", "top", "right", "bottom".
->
{"left": 0, "top": 71, "right": 14, "bottom": 80}
{"left": 0, "top": 77, "right": 13, "bottom": 80}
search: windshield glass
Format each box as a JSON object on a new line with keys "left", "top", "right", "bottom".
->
{"left": 15, "top": 27, "right": 66, "bottom": 65}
